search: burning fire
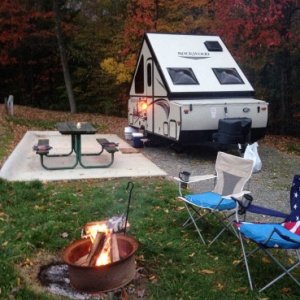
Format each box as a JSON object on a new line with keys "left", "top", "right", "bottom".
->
{"left": 85, "top": 222, "right": 107, "bottom": 242}
{"left": 96, "top": 233, "right": 112, "bottom": 266}
{"left": 83, "top": 222, "right": 115, "bottom": 267}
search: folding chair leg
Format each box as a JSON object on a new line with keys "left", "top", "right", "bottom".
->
{"left": 208, "top": 212, "right": 238, "bottom": 246}
{"left": 259, "top": 248, "right": 300, "bottom": 292}
{"left": 184, "top": 203, "right": 206, "bottom": 244}
{"left": 238, "top": 232, "right": 254, "bottom": 290}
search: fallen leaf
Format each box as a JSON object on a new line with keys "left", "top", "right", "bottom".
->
{"left": 262, "top": 256, "right": 270, "bottom": 264}
{"left": 61, "top": 232, "right": 69, "bottom": 238}
{"left": 234, "top": 287, "right": 248, "bottom": 293}
{"left": 189, "top": 252, "right": 195, "bottom": 257}
{"left": 199, "top": 269, "right": 215, "bottom": 275}
{"left": 176, "top": 206, "right": 185, "bottom": 211}
{"left": 0, "top": 212, "right": 8, "bottom": 218}
{"left": 281, "top": 287, "right": 291, "bottom": 294}
{"left": 216, "top": 282, "right": 225, "bottom": 290}
{"left": 121, "top": 288, "right": 129, "bottom": 300}
{"left": 232, "top": 259, "right": 241, "bottom": 265}
{"left": 149, "top": 274, "right": 157, "bottom": 281}
{"left": 137, "top": 288, "right": 145, "bottom": 298}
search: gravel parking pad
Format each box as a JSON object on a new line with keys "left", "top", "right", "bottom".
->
{"left": 142, "top": 143, "right": 300, "bottom": 221}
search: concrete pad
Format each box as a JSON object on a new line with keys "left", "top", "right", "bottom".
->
{"left": 0, "top": 131, "right": 166, "bottom": 181}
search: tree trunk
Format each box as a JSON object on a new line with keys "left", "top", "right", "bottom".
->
{"left": 279, "top": 49, "right": 293, "bottom": 135}
{"left": 53, "top": 0, "right": 76, "bottom": 113}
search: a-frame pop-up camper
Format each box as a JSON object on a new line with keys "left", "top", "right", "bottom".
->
{"left": 128, "top": 33, "right": 268, "bottom": 148}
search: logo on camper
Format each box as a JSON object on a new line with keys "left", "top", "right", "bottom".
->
{"left": 178, "top": 51, "right": 210, "bottom": 60}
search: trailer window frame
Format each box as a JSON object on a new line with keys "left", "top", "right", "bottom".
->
{"left": 212, "top": 68, "right": 244, "bottom": 85}
{"left": 167, "top": 67, "right": 199, "bottom": 85}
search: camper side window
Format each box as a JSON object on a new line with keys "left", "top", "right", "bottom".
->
{"left": 147, "top": 63, "right": 152, "bottom": 87}
{"left": 167, "top": 68, "right": 199, "bottom": 85}
{"left": 213, "top": 68, "right": 244, "bottom": 84}
{"left": 135, "top": 56, "right": 144, "bottom": 93}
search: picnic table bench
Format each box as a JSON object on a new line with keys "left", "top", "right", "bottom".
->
{"left": 96, "top": 138, "right": 119, "bottom": 154}
{"left": 33, "top": 139, "right": 52, "bottom": 155}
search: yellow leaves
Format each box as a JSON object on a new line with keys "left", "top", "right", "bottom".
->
{"left": 100, "top": 58, "right": 132, "bottom": 84}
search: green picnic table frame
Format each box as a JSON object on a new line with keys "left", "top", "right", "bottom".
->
{"left": 37, "top": 122, "right": 118, "bottom": 170}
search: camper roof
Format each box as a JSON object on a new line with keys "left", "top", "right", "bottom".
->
{"left": 144, "top": 33, "right": 254, "bottom": 97}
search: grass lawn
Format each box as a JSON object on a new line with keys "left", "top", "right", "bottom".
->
{"left": 1, "top": 108, "right": 300, "bottom": 299}
{"left": 1, "top": 178, "right": 300, "bottom": 299}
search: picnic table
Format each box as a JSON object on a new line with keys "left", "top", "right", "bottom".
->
{"left": 34, "top": 122, "right": 118, "bottom": 170}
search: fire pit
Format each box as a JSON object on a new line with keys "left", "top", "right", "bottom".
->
{"left": 63, "top": 234, "right": 138, "bottom": 292}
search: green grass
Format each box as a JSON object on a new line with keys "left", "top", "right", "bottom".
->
{"left": 5, "top": 116, "right": 58, "bottom": 130}
{"left": 1, "top": 178, "right": 300, "bottom": 299}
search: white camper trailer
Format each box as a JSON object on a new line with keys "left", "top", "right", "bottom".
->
{"left": 128, "top": 33, "right": 268, "bottom": 148}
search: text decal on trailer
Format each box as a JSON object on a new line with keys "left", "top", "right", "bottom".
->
{"left": 178, "top": 51, "right": 210, "bottom": 60}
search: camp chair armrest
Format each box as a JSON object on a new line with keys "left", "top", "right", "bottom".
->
{"left": 174, "top": 174, "right": 216, "bottom": 184}
{"left": 264, "top": 227, "right": 300, "bottom": 246}
{"left": 224, "top": 190, "right": 251, "bottom": 199}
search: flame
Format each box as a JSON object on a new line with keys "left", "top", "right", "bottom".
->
{"left": 85, "top": 222, "right": 112, "bottom": 266}
{"left": 85, "top": 222, "right": 108, "bottom": 242}
{"left": 96, "top": 232, "right": 112, "bottom": 266}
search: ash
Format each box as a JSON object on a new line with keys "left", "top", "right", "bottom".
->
{"left": 38, "top": 263, "right": 109, "bottom": 300}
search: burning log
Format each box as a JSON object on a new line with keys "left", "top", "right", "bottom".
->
{"left": 87, "top": 232, "right": 106, "bottom": 266}
{"left": 74, "top": 221, "right": 123, "bottom": 268}
{"left": 111, "top": 234, "right": 120, "bottom": 262}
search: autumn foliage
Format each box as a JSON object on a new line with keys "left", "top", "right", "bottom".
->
{"left": 0, "top": 0, "right": 299, "bottom": 134}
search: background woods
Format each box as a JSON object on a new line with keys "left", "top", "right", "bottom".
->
{"left": 0, "top": 0, "right": 299, "bottom": 135}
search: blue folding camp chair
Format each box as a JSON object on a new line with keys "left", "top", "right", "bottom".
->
{"left": 175, "top": 151, "right": 254, "bottom": 245}
{"left": 235, "top": 174, "right": 300, "bottom": 292}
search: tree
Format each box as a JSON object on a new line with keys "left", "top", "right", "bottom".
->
{"left": 211, "top": 0, "right": 300, "bottom": 134}
{"left": 53, "top": 0, "right": 76, "bottom": 113}
{"left": 0, "top": 0, "right": 59, "bottom": 107}
{"left": 101, "top": 0, "right": 211, "bottom": 89}
{"left": 68, "top": 0, "right": 128, "bottom": 115}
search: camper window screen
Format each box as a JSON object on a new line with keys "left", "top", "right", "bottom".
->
{"left": 167, "top": 68, "right": 199, "bottom": 85}
{"left": 213, "top": 68, "right": 244, "bottom": 84}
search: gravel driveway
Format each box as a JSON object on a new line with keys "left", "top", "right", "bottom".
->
{"left": 142, "top": 143, "right": 300, "bottom": 221}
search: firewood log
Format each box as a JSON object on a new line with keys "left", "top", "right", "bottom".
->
{"left": 111, "top": 234, "right": 120, "bottom": 262}
{"left": 87, "top": 232, "right": 106, "bottom": 266}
